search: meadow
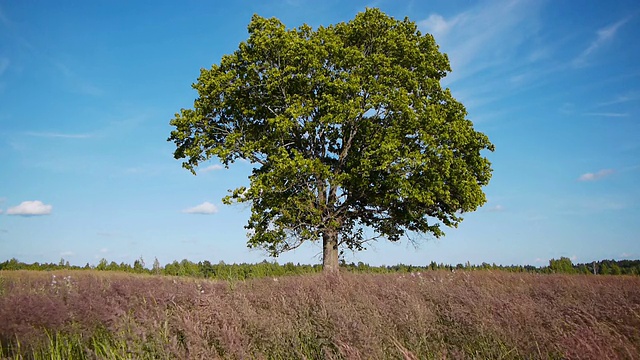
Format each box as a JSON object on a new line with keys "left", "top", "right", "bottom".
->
{"left": 1, "top": 270, "right": 639, "bottom": 359}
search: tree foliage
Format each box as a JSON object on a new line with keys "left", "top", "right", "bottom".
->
{"left": 169, "top": 9, "right": 494, "bottom": 270}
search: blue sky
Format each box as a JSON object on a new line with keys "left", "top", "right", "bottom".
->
{"left": 1, "top": 0, "right": 639, "bottom": 267}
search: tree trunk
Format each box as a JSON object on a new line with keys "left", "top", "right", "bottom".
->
{"left": 322, "top": 229, "right": 339, "bottom": 272}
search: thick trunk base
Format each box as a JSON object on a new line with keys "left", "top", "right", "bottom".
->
{"left": 322, "top": 230, "right": 339, "bottom": 272}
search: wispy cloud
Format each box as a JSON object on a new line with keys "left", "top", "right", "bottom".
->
{"left": 6, "top": 200, "right": 53, "bottom": 216}
{"left": 583, "top": 112, "right": 628, "bottom": 118}
{"left": 201, "top": 164, "right": 224, "bottom": 172}
{"left": 418, "top": 0, "right": 544, "bottom": 85}
{"left": 26, "top": 131, "right": 93, "bottom": 139}
{"left": 586, "top": 200, "right": 626, "bottom": 211}
{"left": 487, "top": 204, "right": 505, "bottom": 212}
{"left": 53, "top": 61, "right": 103, "bottom": 96}
{"left": 0, "top": 4, "right": 10, "bottom": 27}
{"left": 578, "top": 169, "right": 614, "bottom": 181}
{"left": 182, "top": 202, "right": 219, "bottom": 215}
{"left": 0, "top": 5, "right": 102, "bottom": 97}
{"left": 97, "top": 232, "right": 118, "bottom": 238}
{"left": 419, "top": 14, "right": 461, "bottom": 39}
{"left": 573, "top": 18, "right": 630, "bottom": 67}
{"left": 0, "top": 57, "right": 9, "bottom": 76}
{"left": 597, "top": 92, "right": 640, "bottom": 107}
{"left": 60, "top": 251, "right": 75, "bottom": 257}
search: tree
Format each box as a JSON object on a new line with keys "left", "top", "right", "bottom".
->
{"left": 133, "top": 256, "right": 146, "bottom": 273}
{"left": 549, "top": 257, "right": 576, "bottom": 274}
{"left": 169, "top": 9, "right": 494, "bottom": 272}
{"left": 152, "top": 257, "right": 162, "bottom": 275}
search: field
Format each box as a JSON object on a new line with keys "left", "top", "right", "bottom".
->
{"left": 1, "top": 270, "right": 639, "bottom": 359}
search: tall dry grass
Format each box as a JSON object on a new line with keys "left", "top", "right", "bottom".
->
{"left": 1, "top": 270, "right": 639, "bottom": 359}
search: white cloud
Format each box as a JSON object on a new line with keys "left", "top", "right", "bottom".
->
{"left": 578, "top": 169, "right": 614, "bottom": 182}
{"left": 201, "top": 164, "right": 224, "bottom": 172}
{"left": 419, "top": 14, "right": 461, "bottom": 39}
{"left": 487, "top": 204, "right": 504, "bottom": 212}
{"left": 99, "top": 248, "right": 109, "bottom": 253}
{"left": 182, "top": 201, "right": 219, "bottom": 214}
{"left": 573, "top": 18, "right": 629, "bottom": 67}
{"left": 6, "top": 200, "right": 53, "bottom": 216}
{"left": 60, "top": 251, "right": 75, "bottom": 257}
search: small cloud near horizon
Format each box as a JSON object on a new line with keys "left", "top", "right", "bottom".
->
{"left": 60, "top": 251, "right": 75, "bottom": 257}
{"left": 578, "top": 169, "right": 614, "bottom": 181}
{"left": 6, "top": 200, "right": 53, "bottom": 216}
{"left": 182, "top": 202, "right": 219, "bottom": 214}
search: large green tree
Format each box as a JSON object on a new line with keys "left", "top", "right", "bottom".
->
{"left": 169, "top": 9, "right": 494, "bottom": 272}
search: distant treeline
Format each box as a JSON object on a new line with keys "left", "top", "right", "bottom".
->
{"left": 0, "top": 256, "right": 638, "bottom": 279}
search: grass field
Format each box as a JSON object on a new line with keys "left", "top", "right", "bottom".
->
{"left": 1, "top": 270, "right": 639, "bottom": 359}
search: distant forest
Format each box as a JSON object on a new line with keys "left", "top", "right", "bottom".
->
{"left": 1, "top": 256, "right": 638, "bottom": 280}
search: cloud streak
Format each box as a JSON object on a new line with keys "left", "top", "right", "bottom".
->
{"left": 0, "top": 57, "right": 9, "bottom": 76}
{"left": 26, "top": 131, "right": 93, "bottom": 139}
{"left": 578, "top": 169, "right": 614, "bottom": 182}
{"left": 182, "top": 202, "right": 218, "bottom": 215}
{"left": 6, "top": 200, "right": 53, "bottom": 216}
{"left": 0, "top": 4, "right": 10, "bottom": 27}
{"left": 573, "top": 18, "right": 629, "bottom": 67}
{"left": 597, "top": 92, "right": 640, "bottom": 107}
{"left": 584, "top": 112, "right": 628, "bottom": 118}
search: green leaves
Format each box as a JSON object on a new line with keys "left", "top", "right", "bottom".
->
{"left": 169, "top": 8, "right": 494, "bottom": 260}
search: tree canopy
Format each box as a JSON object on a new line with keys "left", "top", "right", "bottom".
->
{"left": 169, "top": 8, "right": 494, "bottom": 272}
